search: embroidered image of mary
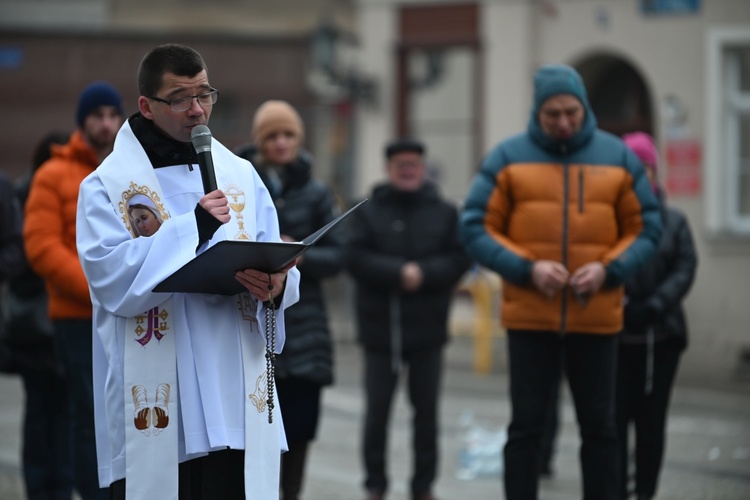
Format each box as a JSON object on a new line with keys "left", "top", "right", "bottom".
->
{"left": 127, "top": 193, "right": 164, "bottom": 237}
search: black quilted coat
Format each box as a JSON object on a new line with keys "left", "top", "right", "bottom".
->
{"left": 622, "top": 194, "right": 698, "bottom": 351}
{"left": 347, "top": 183, "right": 472, "bottom": 354}
{"left": 237, "top": 145, "right": 346, "bottom": 385}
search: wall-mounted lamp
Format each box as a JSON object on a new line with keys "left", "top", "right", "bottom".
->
{"left": 308, "top": 18, "right": 378, "bottom": 105}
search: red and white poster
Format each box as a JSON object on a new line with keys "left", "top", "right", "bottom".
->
{"left": 665, "top": 139, "right": 702, "bottom": 197}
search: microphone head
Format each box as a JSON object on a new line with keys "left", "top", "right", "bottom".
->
{"left": 191, "top": 125, "right": 212, "bottom": 154}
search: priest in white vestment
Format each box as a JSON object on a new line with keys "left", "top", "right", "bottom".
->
{"left": 76, "top": 44, "right": 300, "bottom": 500}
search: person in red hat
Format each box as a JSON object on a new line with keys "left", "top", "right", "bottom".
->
{"left": 617, "top": 132, "right": 698, "bottom": 500}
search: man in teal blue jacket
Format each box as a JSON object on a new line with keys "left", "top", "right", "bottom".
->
{"left": 460, "top": 64, "right": 661, "bottom": 499}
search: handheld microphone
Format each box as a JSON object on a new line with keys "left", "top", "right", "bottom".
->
{"left": 191, "top": 125, "right": 218, "bottom": 194}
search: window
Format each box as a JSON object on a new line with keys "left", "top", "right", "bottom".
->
{"left": 706, "top": 28, "right": 750, "bottom": 236}
{"left": 0, "top": 0, "right": 110, "bottom": 29}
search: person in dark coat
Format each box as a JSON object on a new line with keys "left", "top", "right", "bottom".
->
{"left": 236, "top": 100, "right": 347, "bottom": 500}
{"left": 347, "top": 139, "right": 472, "bottom": 500}
{"left": 617, "top": 132, "right": 698, "bottom": 500}
{"left": 0, "top": 171, "right": 25, "bottom": 348}
{"left": 3, "top": 132, "right": 75, "bottom": 500}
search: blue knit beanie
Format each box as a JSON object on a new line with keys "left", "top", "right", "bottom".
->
{"left": 76, "top": 81, "right": 122, "bottom": 127}
{"left": 533, "top": 64, "right": 589, "bottom": 108}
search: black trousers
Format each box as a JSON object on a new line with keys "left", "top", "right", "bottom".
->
{"left": 276, "top": 377, "right": 321, "bottom": 500}
{"left": 616, "top": 340, "right": 681, "bottom": 497}
{"left": 362, "top": 347, "right": 443, "bottom": 496}
{"left": 57, "top": 319, "right": 109, "bottom": 500}
{"left": 109, "top": 449, "right": 245, "bottom": 500}
{"left": 504, "top": 330, "right": 620, "bottom": 500}
{"left": 19, "top": 362, "right": 73, "bottom": 500}
{"left": 539, "top": 367, "right": 562, "bottom": 475}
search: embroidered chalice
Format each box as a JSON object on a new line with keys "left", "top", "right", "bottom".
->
{"left": 225, "top": 185, "right": 250, "bottom": 240}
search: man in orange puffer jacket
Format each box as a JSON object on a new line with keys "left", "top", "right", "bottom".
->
{"left": 24, "top": 81, "right": 123, "bottom": 500}
{"left": 460, "top": 65, "right": 662, "bottom": 500}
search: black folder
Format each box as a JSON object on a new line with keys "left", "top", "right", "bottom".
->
{"left": 153, "top": 199, "right": 366, "bottom": 296}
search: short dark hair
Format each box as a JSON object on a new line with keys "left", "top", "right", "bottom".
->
{"left": 137, "top": 44, "right": 207, "bottom": 97}
{"left": 32, "top": 131, "right": 68, "bottom": 171}
{"left": 384, "top": 139, "right": 425, "bottom": 160}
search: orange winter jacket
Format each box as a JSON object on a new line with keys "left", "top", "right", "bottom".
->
{"left": 24, "top": 130, "right": 97, "bottom": 320}
{"left": 461, "top": 65, "right": 662, "bottom": 335}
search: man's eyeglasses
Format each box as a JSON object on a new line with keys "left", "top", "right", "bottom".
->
{"left": 148, "top": 88, "right": 219, "bottom": 112}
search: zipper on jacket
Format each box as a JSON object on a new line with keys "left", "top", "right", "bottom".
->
{"left": 578, "top": 166, "right": 584, "bottom": 213}
{"left": 389, "top": 294, "right": 402, "bottom": 374}
{"left": 560, "top": 145, "right": 569, "bottom": 336}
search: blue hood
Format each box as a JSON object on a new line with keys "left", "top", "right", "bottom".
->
{"left": 527, "top": 64, "right": 597, "bottom": 154}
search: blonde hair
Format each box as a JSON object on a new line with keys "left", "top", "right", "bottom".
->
{"left": 251, "top": 100, "right": 304, "bottom": 145}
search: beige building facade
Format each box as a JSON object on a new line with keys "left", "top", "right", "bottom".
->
{"left": 352, "top": 0, "right": 750, "bottom": 385}
{"left": 1, "top": 0, "right": 748, "bottom": 384}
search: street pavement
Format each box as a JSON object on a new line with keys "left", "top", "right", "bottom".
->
{"left": 301, "top": 337, "right": 750, "bottom": 500}
{"left": 1, "top": 290, "right": 749, "bottom": 499}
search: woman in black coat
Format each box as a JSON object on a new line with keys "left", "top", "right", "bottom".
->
{"left": 236, "top": 101, "right": 347, "bottom": 500}
{"left": 617, "top": 132, "right": 698, "bottom": 500}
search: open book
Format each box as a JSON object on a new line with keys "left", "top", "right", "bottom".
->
{"left": 153, "top": 199, "right": 366, "bottom": 296}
